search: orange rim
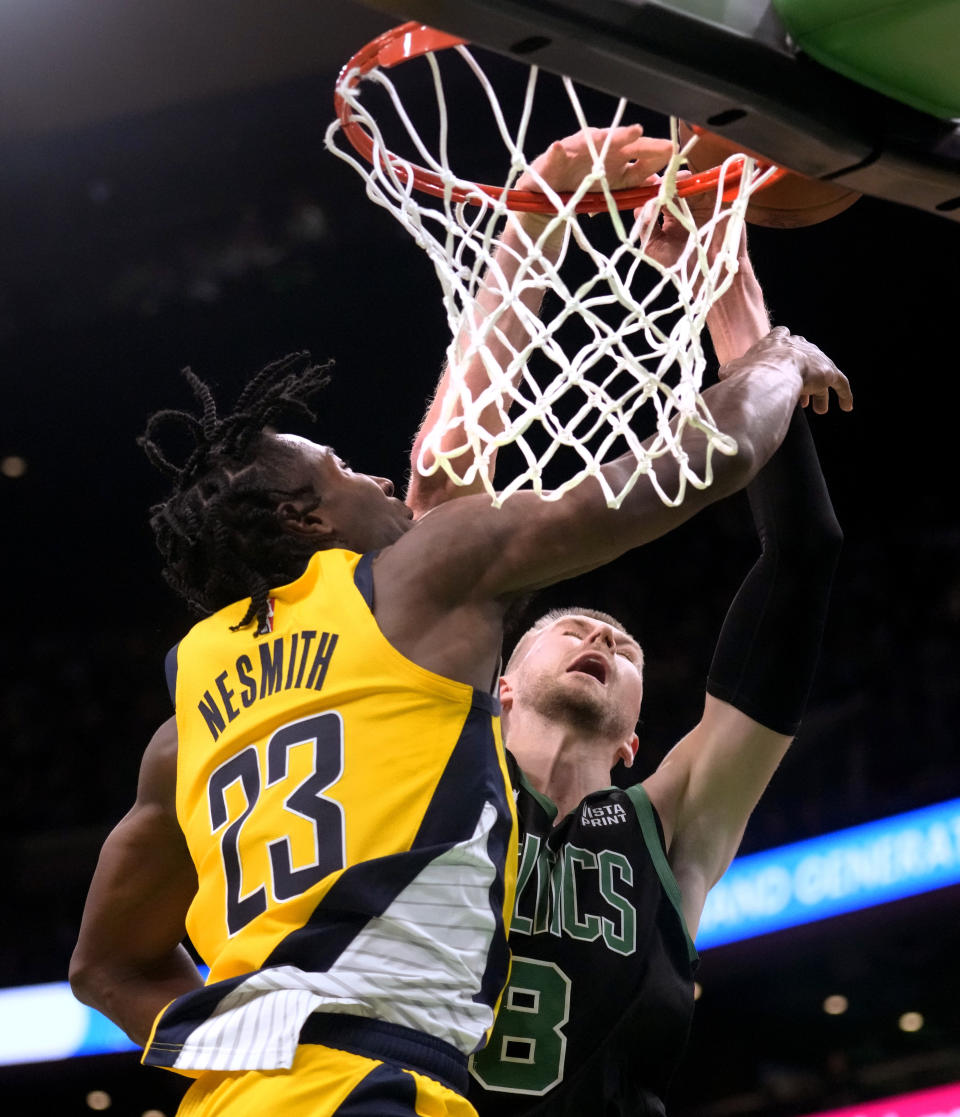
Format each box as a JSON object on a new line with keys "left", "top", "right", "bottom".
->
{"left": 334, "top": 22, "right": 788, "bottom": 214}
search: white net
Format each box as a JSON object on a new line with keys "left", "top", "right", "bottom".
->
{"left": 326, "top": 27, "right": 780, "bottom": 508}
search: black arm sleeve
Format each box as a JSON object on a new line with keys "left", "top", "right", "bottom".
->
{"left": 705, "top": 405, "right": 842, "bottom": 736}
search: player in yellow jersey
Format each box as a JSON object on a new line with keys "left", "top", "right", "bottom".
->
{"left": 70, "top": 128, "right": 851, "bottom": 1117}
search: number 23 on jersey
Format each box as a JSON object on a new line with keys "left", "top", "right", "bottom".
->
{"left": 207, "top": 712, "right": 346, "bottom": 935}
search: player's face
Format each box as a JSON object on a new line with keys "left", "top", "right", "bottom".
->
{"left": 506, "top": 614, "right": 643, "bottom": 743}
{"left": 275, "top": 434, "right": 413, "bottom": 551}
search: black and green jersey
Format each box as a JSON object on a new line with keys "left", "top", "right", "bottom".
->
{"left": 468, "top": 755, "right": 698, "bottom": 1117}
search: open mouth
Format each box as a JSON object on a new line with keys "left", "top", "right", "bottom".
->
{"left": 566, "top": 654, "right": 608, "bottom": 685}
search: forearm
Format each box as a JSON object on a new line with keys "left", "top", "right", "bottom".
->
{"left": 515, "top": 354, "right": 804, "bottom": 580}
{"left": 71, "top": 742, "right": 201, "bottom": 1050}
{"left": 408, "top": 213, "right": 562, "bottom": 515}
{"left": 71, "top": 946, "right": 203, "bottom": 1047}
{"left": 707, "top": 406, "right": 841, "bottom": 734}
{"left": 705, "top": 252, "right": 770, "bottom": 364}
{"left": 457, "top": 211, "right": 561, "bottom": 368}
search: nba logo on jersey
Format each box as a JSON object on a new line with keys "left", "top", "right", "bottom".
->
{"left": 257, "top": 598, "right": 276, "bottom": 636}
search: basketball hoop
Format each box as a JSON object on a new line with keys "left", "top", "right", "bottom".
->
{"left": 326, "top": 22, "right": 787, "bottom": 508}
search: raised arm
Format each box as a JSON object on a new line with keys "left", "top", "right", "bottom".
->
{"left": 69, "top": 717, "right": 202, "bottom": 1046}
{"left": 635, "top": 212, "right": 845, "bottom": 935}
{"left": 406, "top": 126, "right": 675, "bottom": 518}
{"left": 642, "top": 379, "right": 843, "bottom": 936}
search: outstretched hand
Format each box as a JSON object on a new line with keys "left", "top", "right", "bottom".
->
{"left": 517, "top": 124, "right": 674, "bottom": 196}
{"left": 720, "top": 326, "right": 854, "bottom": 415}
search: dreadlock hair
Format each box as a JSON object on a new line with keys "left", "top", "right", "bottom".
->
{"left": 139, "top": 351, "right": 334, "bottom": 633}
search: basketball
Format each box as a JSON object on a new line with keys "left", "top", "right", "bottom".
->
{"left": 678, "top": 121, "right": 861, "bottom": 228}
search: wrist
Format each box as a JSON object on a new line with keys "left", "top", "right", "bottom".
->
{"left": 506, "top": 209, "right": 565, "bottom": 253}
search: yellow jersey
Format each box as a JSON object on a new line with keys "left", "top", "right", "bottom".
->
{"left": 143, "top": 549, "right": 516, "bottom": 1074}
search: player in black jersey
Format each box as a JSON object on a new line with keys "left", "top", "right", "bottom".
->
{"left": 408, "top": 139, "right": 845, "bottom": 1116}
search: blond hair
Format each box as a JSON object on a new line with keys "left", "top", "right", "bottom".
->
{"left": 504, "top": 606, "right": 642, "bottom": 675}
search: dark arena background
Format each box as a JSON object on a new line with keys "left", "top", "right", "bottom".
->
{"left": 2, "top": 2, "right": 959, "bottom": 1115}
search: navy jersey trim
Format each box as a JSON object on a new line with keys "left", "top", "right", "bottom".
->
{"left": 263, "top": 701, "right": 511, "bottom": 982}
{"left": 354, "top": 550, "right": 500, "bottom": 719}
{"left": 300, "top": 1013, "right": 469, "bottom": 1096}
{"left": 164, "top": 643, "right": 179, "bottom": 707}
{"left": 338, "top": 1062, "right": 420, "bottom": 1115}
{"left": 143, "top": 975, "right": 249, "bottom": 1066}
{"left": 471, "top": 688, "right": 500, "bottom": 717}
{"left": 353, "top": 550, "right": 377, "bottom": 610}
{"left": 624, "top": 784, "right": 699, "bottom": 964}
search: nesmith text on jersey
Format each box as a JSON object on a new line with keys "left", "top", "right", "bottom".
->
{"left": 196, "top": 630, "right": 339, "bottom": 740}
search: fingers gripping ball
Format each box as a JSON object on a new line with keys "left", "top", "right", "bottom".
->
{"left": 679, "top": 122, "right": 861, "bottom": 228}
